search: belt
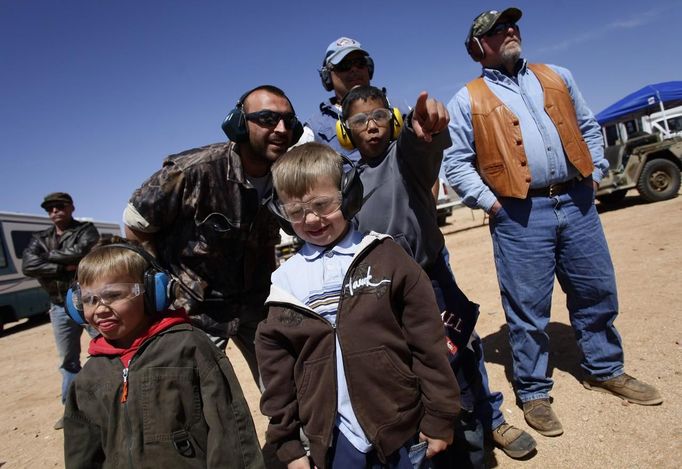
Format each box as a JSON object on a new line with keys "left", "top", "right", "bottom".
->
{"left": 527, "top": 178, "right": 580, "bottom": 197}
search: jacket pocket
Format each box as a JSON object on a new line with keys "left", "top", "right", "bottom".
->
{"left": 344, "top": 346, "right": 421, "bottom": 428}
{"left": 296, "top": 355, "right": 335, "bottom": 439}
{"left": 140, "top": 367, "right": 203, "bottom": 444}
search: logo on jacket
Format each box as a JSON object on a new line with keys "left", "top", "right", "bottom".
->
{"left": 344, "top": 263, "right": 391, "bottom": 297}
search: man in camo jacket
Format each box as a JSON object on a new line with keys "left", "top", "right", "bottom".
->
{"left": 124, "top": 85, "right": 302, "bottom": 385}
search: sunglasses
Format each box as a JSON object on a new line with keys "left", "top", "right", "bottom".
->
{"left": 332, "top": 57, "right": 369, "bottom": 73}
{"left": 485, "top": 22, "right": 519, "bottom": 37}
{"left": 346, "top": 108, "right": 393, "bottom": 131}
{"left": 44, "top": 203, "right": 66, "bottom": 213}
{"left": 484, "top": 21, "right": 519, "bottom": 37}
{"left": 245, "top": 110, "right": 299, "bottom": 129}
{"left": 279, "top": 192, "right": 342, "bottom": 223}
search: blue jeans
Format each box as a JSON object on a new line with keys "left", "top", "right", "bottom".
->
{"left": 328, "top": 428, "right": 432, "bottom": 469}
{"left": 489, "top": 182, "right": 624, "bottom": 402}
{"left": 49, "top": 303, "right": 97, "bottom": 404}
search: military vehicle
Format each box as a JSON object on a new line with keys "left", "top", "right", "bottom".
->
{"left": 596, "top": 82, "right": 682, "bottom": 204}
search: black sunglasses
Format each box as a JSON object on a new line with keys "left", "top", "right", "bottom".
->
{"left": 485, "top": 22, "right": 519, "bottom": 37}
{"left": 44, "top": 203, "right": 66, "bottom": 212}
{"left": 332, "top": 57, "right": 369, "bottom": 72}
{"left": 244, "top": 110, "right": 298, "bottom": 129}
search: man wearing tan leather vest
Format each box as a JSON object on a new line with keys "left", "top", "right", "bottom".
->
{"left": 443, "top": 7, "right": 662, "bottom": 440}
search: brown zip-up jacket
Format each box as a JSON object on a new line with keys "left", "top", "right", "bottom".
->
{"left": 256, "top": 234, "right": 460, "bottom": 468}
{"left": 466, "top": 63, "right": 594, "bottom": 198}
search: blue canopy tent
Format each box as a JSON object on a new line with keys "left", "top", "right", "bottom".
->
{"left": 596, "top": 81, "right": 682, "bottom": 125}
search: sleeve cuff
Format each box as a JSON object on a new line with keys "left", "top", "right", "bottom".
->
{"left": 275, "top": 439, "right": 307, "bottom": 464}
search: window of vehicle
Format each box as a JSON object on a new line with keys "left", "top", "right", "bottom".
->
{"left": 654, "top": 116, "right": 682, "bottom": 133}
{"left": 604, "top": 125, "right": 620, "bottom": 146}
{"left": 11, "top": 230, "right": 39, "bottom": 258}
{"left": 0, "top": 242, "right": 7, "bottom": 268}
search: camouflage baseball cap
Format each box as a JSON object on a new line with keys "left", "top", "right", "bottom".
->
{"left": 41, "top": 192, "right": 73, "bottom": 209}
{"left": 466, "top": 7, "right": 522, "bottom": 43}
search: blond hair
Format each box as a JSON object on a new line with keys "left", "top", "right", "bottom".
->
{"left": 77, "top": 237, "right": 148, "bottom": 287}
{"left": 271, "top": 142, "right": 344, "bottom": 198}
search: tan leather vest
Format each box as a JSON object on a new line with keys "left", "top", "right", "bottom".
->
{"left": 466, "top": 63, "right": 594, "bottom": 198}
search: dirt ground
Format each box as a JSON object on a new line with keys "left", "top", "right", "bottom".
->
{"left": 1, "top": 189, "right": 680, "bottom": 468}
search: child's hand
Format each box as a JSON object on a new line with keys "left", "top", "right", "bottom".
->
{"left": 287, "top": 455, "right": 311, "bottom": 469}
{"left": 419, "top": 431, "right": 451, "bottom": 458}
{"left": 411, "top": 91, "right": 450, "bottom": 142}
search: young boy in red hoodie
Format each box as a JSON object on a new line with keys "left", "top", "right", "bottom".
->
{"left": 63, "top": 238, "right": 264, "bottom": 468}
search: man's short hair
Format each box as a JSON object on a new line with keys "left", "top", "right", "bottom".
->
{"left": 341, "top": 85, "right": 390, "bottom": 121}
{"left": 271, "top": 143, "right": 344, "bottom": 198}
{"left": 77, "top": 237, "right": 148, "bottom": 287}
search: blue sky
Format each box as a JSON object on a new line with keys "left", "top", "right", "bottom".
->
{"left": 2, "top": 0, "right": 680, "bottom": 224}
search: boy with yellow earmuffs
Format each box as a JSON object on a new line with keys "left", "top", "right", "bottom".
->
{"left": 342, "top": 85, "right": 537, "bottom": 467}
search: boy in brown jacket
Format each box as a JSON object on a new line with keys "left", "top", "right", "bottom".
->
{"left": 255, "top": 143, "right": 460, "bottom": 469}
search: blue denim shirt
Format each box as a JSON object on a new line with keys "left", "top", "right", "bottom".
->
{"left": 443, "top": 60, "right": 608, "bottom": 212}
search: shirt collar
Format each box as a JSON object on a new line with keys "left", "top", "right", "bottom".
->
{"left": 298, "top": 227, "right": 362, "bottom": 261}
{"left": 482, "top": 58, "right": 527, "bottom": 83}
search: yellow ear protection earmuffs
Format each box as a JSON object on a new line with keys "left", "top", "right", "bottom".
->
{"left": 65, "top": 244, "right": 173, "bottom": 325}
{"left": 266, "top": 154, "right": 364, "bottom": 236}
{"left": 335, "top": 91, "right": 403, "bottom": 151}
{"left": 221, "top": 85, "right": 304, "bottom": 143}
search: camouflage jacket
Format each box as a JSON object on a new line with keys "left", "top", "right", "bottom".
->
{"left": 128, "top": 142, "right": 280, "bottom": 327}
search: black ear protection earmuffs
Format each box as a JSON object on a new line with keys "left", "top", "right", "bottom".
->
{"left": 266, "top": 155, "right": 364, "bottom": 236}
{"left": 221, "top": 85, "right": 304, "bottom": 143}
{"left": 336, "top": 98, "right": 403, "bottom": 151}
{"left": 465, "top": 34, "right": 486, "bottom": 61}
{"left": 319, "top": 55, "right": 375, "bottom": 92}
{"left": 65, "top": 244, "right": 172, "bottom": 325}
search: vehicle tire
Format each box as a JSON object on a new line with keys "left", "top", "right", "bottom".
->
{"left": 437, "top": 214, "right": 448, "bottom": 226}
{"left": 596, "top": 189, "right": 628, "bottom": 204}
{"left": 636, "top": 159, "right": 681, "bottom": 202}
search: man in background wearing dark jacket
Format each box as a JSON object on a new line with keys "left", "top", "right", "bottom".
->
{"left": 22, "top": 192, "right": 99, "bottom": 430}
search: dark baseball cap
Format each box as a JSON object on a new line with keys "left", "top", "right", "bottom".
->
{"left": 465, "top": 7, "right": 522, "bottom": 44}
{"left": 41, "top": 192, "right": 73, "bottom": 209}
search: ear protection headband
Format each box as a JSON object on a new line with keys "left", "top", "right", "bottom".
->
{"left": 221, "top": 85, "right": 304, "bottom": 143}
{"left": 65, "top": 244, "right": 172, "bottom": 325}
{"left": 336, "top": 106, "right": 403, "bottom": 151}
{"left": 266, "top": 155, "right": 364, "bottom": 236}
{"left": 319, "top": 55, "right": 375, "bottom": 92}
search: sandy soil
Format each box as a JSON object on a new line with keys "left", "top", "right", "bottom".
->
{"left": 1, "top": 190, "right": 680, "bottom": 468}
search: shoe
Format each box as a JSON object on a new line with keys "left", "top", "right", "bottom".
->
{"left": 522, "top": 398, "right": 563, "bottom": 437}
{"left": 490, "top": 423, "right": 537, "bottom": 459}
{"left": 53, "top": 417, "right": 64, "bottom": 430}
{"left": 582, "top": 373, "right": 663, "bottom": 405}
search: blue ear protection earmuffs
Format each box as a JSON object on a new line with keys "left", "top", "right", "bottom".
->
{"left": 336, "top": 106, "right": 403, "bottom": 151}
{"left": 65, "top": 244, "right": 172, "bottom": 325}
{"left": 319, "top": 55, "right": 375, "bottom": 92}
{"left": 221, "top": 85, "right": 304, "bottom": 143}
{"left": 266, "top": 155, "right": 364, "bottom": 236}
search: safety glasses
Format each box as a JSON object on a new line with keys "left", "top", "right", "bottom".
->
{"left": 74, "top": 283, "right": 145, "bottom": 311}
{"left": 244, "top": 110, "right": 299, "bottom": 129}
{"left": 346, "top": 108, "right": 393, "bottom": 131}
{"left": 279, "top": 192, "right": 342, "bottom": 223}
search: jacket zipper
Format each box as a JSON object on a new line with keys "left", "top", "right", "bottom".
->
{"left": 122, "top": 357, "right": 136, "bottom": 469}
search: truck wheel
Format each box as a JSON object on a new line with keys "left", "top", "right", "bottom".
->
{"left": 596, "top": 189, "right": 628, "bottom": 204}
{"left": 636, "top": 159, "right": 681, "bottom": 202}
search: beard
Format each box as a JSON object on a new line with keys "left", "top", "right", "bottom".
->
{"left": 500, "top": 41, "right": 522, "bottom": 65}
